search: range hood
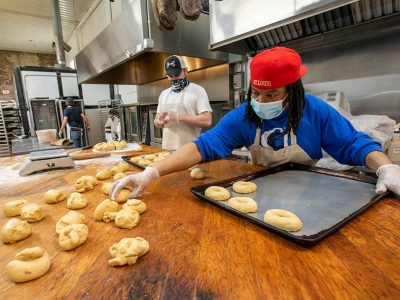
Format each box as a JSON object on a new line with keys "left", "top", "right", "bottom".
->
{"left": 75, "top": 0, "right": 227, "bottom": 85}
{"left": 209, "top": 0, "right": 400, "bottom": 55}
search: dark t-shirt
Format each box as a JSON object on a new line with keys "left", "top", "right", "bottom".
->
{"left": 64, "top": 106, "right": 83, "bottom": 128}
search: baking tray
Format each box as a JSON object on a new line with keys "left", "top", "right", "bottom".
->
{"left": 121, "top": 151, "right": 173, "bottom": 169}
{"left": 190, "top": 162, "right": 388, "bottom": 246}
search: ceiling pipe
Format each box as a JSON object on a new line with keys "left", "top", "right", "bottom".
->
{"left": 51, "top": 0, "right": 66, "bottom": 68}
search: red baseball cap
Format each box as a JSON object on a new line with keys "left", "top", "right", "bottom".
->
{"left": 250, "top": 47, "right": 308, "bottom": 89}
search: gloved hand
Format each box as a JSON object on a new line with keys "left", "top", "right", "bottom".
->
{"left": 163, "top": 111, "right": 179, "bottom": 125}
{"left": 154, "top": 114, "right": 165, "bottom": 128}
{"left": 58, "top": 131, "right": 63, "bottom": 138}
{"left": 376, "top": 164, "right": 400, "bottom": 195}
{"left": 110, "top": 166, "right": 160, "bottom": 199}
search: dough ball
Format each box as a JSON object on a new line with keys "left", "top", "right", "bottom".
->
{"left": 58, "top": 224, "right": 88, "bottom": 251}
{"left": 56, "top": 211, "right": 85, "bottom": 234}
{"left": 102, "top": 182, "right": 113, "bottom": 195}
{"left": 20, "top": 203, "right": 45, "bottom": 222}
{"left": 81, "top": 175, "right": 98, "bottom": 186}
{"left": 116, "top": 162, "right": 130, "bottom": 172}
{"left": 144, "top": 154, "right": 156, "bottom": 161}
{"left": 44, "top": 189, "right": 66, "bottom": 204}
{"left": 103, "top": 211, "right": 118, "bottom": 223}
{"left": 130, "top": 156, "right": 142, "bottom": 163}
{"left": 11, "top": 162, "right": 21, "bottom": 170}
{"left": 190, "top": 167, "right": 205, "bottom": 179}
{"left": 114, "top": 172, "right": 128, "bottom": 181}
{"left": 93, "top": 199, "right": 119, "bottom": 221}
{"left": 96, "top": 169, "right": 112, "bottom": 180}
{"left": 114, "top": 142, "right": 127, "bottom": 150}
{"left": 114, "top": 189, "right": 130, "bottom": 203}
{"left": 1, "top": 218, "right": 32, "bottom": 243}
{"left": 6, "top": 247, "right": 51, "bottom": 283}
{"left": 108, "top": 237, "right": 149, "bottom": 266}
{"left": 205, "top": 186, "right": 230, "bottom": 201}
{"left": 66, "top": 192, "right": 88, "bottom": 210}
{"left": 263, "top": 209, "right": 303, "bottom": 232}
{"left": 232, "top": 181, "right": 257, "bottom": 194}
{"left": 123, "top": 199, "right": 147, "bottom": 214}
{"left": 74, "top": 177, "right": 94, "bottom": 193}
{"left": 188, "top": 164, "right": 199, "bottom": 171}
{"left": 115, "top": 208, "right": 140, "bottom": 229}
{"left": 3, "top": 200, "right": 29, "bottom": 217}
{"left": 110, "top": 166, "right": 124, "bottom": 176}
{"left": 138, "top": 159, "right": 151, "bottom": 166}
{"left": 228, "top": 197, "right": 258, "bottom": 213}
{"left": 158, "top": 152, "right": 171, "bottom": 158}
{"left": 153, "top": 157, "right": 164, "bottom": 163}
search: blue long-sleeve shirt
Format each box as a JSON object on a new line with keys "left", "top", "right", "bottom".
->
{"left": 194, "top": 94, "right": 382, "bottom": 166}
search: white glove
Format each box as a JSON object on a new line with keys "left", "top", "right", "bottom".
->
{"left": 58, "top": 131, "right": 63, "bottom": 138}
{"left": 376, "top": 164, "right": 400, "bottom": 195}
{"left": 110, "top": 166, "right": 160, "bottom": 199}
{"left": 163, "top": 111, "right": 179, "bottom": 125}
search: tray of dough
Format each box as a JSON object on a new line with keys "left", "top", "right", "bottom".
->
{"left": 190, "top": 162, "right": 388, "bottom": 246}
{"left": 121, "top": 151, "right": 173, "bottom": 169}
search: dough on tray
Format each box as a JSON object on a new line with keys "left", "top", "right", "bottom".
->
{"left": 6, "top": 247, "right": 51, "bottom": 283}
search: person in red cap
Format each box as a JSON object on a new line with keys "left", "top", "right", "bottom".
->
{"left": 111, "top": 47, "right": 400, "bottom": 199}
{"left": 153, "top": 55, "right": 213, "bottom": 150}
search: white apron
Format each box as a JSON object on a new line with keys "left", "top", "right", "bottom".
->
{"left": 249, "top": 127, "right": 312, "bottom": 167}
{"left": 161, "top": 90, "right": 200, "bottom": 150}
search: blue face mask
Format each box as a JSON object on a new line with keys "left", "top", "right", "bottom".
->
{"left": 250, "top": 95, "right": 287, "bottom": 120}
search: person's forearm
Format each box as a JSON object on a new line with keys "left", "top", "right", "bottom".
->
{"left": 365, "top": 151, "right": 392, "bottom": 172}
{"left": 179, "top": 112, "right": 212, "bottom": 128}
{"left": 60, "top": 120, "right": 67, "bottom": 131}
{"left": 153, "top": 143, "right": 203, "bottom": 176}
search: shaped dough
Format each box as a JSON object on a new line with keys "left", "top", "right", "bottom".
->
{"left": 67, "top": 192, "right": 88, "bottom": 209}
{"left": 6, "top": 247, "right": 51, "bottom": 283}
{"left": 190, "top": 167, "right": 205, "bottom": 179}
{"left": 56, "top": 211, "right": 85, "bottom": 234}
{"left": 102, "top": 182, "right": 130, "bottom": 202}
{"left": 103, "top": 211, "right": 118, "bottom": 222}
{"left": 153, "top": 157, "right": 164, "bottom": 163}
{"left": 130, "top": 156, "right": 142, "bottom": 163}
{"left": 138, "top": 159, "right": 151, "bottom": 166}
{"left": 102, "top": 182, "right": 113, "bottom": 195}
{"left": 94, "top": 199, "right": 119, "bottom": 221}
{"left": 74, "top": 177, "right": 94, "bottom": 193}
{"left": 114, "top": 172, "right": 128, "bottom": 181}
{"left": 58, "top": 224, "right": 88, "bottom": 250}
{"left": 96, "top": 169, "right": 112, "bottom": 180}
{"left": 20, "top": 203, "right": 44, "bottom": 222}
{"left": 110, "top": 165, "right": 124, "bottom": 175}
{"left": 109, "top": 237, "right": 149, "bottom": 266}
{"left": 116, "top": 162, "right": 130, "bottom": 172}
{"left": 81, "top": 175, "right": 98, "bottom": 186}
{"left": 115, "top": 208, "right": 140, "bottom": 229}
{"left": 123, "top": 199, "right": 147, "bottom": 214}
{"left": 3, "top": 200, "right": 28, "bottom": 217}
{"left": 44, "top": 189, "right": 66, "bottom": 204}
{"left": 1, "top": 218, "right": 32, "bottom": 243}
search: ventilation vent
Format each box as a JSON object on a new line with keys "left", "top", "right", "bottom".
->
{"left": 244, "top": 0, "right": 400, "bottom": 52}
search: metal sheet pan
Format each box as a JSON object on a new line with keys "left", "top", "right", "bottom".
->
{"left": 122, "top": 151, "right": 173, "bottom": 169}
{"left": 190, "top": 163, "right": 388, "bottom": 246}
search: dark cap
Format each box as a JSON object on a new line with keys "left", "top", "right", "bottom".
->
{"left": 66, "top": 97, "right": 74, "bottom": 105}
{"left": 164, "top": 55, "right": 187, "bottom": 76}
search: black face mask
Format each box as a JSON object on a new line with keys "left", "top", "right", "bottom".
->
{"left": 170, "top": 77, "right": 189, "bottom": 93}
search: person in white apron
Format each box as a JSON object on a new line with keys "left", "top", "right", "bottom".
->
{"left": 111, "top": 47, "right": 400, "bottom": 199}
{"left": 154, "top": 55, "right": 212, "bottom": 150}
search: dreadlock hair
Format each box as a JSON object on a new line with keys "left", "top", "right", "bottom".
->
{"left": 244, "top": 79, "right": 306, "bottom": 136}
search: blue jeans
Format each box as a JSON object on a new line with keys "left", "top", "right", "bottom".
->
{"left": 70, "top": 129, "right": 82, "bottom": 148}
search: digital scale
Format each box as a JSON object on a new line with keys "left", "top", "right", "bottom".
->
{"left": 19, "top": 149, "right": 75, "bottom": 176}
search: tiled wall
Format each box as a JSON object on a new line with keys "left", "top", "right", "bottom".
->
{"left": 0, "top": 50, "right": 56, "bottom": 101}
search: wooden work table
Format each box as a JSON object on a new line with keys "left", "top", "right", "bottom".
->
{"left": 1, "top": 145, "right": 400, "bottom": 299}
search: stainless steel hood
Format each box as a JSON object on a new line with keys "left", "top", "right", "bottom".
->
{"left": 209, "top": 0, "right": 400, "bottom": 55}
{"left": 76, "top": 0, "right": 227, "bottom": 85}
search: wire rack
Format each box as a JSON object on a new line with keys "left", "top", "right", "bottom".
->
{"left": 98, "top": 99, "right": 121, "bottom": 141}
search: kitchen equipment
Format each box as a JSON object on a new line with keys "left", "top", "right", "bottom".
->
{"left": 69, "top": 151, "right": 111, "bottom": 160}
{"left": 19, "top": 149, "right": 75, "bottom": 176}
{"left": 191, "top": 162, "right": 387, "bottom": 245}
{"left": 36, "top": 129, "right": 57, "bottom": 144}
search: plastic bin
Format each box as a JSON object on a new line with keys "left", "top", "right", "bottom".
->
{"left": 36, "top": 129, "right": 57, "bottom": 144}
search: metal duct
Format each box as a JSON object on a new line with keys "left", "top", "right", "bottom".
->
{"left": 210, "top": 0, "right": 400, "bottom": 55}
{"left": 50, "top": 0, "right": 66, "bottom": 68}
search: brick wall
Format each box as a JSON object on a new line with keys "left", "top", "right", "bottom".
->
{"left": 0, "top": 50, "right": 56, "bottom": 101}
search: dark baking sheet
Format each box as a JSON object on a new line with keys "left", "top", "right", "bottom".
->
{"left": 190, "top": 162, "right": 388, "bottom": 246}
{"left": 122, "top": 151, "right": 172, "bottom": 169}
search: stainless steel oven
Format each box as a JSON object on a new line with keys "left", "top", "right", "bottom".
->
{"left": 28, "top": 98, "right": 58, "bottom": 136}
{"left": 148, "top": 107, "right": 163, "bottom": 147}
{"left": 122, "top": 104, "right": 151, "bottom": 145}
